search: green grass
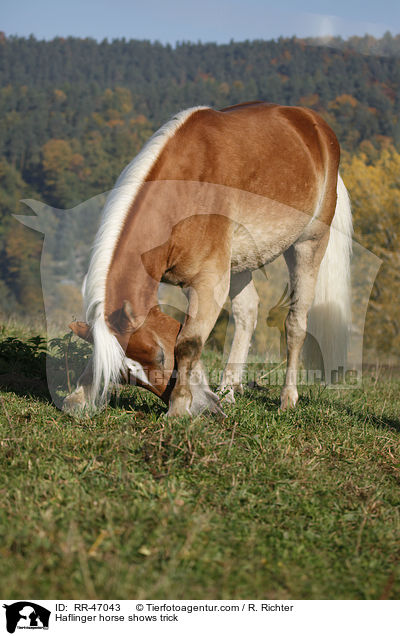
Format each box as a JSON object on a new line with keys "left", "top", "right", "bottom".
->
{"left": 0, "top": 330, "right": 399, "bottom": 600}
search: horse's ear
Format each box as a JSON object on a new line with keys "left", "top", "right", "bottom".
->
{"left": 69, "top": 321, "right": 93, "bottom": 343}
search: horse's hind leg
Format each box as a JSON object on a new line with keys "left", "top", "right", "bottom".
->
{"left": 219, "top": 271, "right": 259, "bottom": 403}
{"left": 281, "top": 236, "right": 328, "bottom": 410}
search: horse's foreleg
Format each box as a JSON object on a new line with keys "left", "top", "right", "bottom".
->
{"left": 167, "top": 269, "right": 230, "bottom": 417}
{"left": 281, "top": 237, "right": 328, "bottom": 410}
{"left": 219, "top": 271, "right": 259, "bottom": 403}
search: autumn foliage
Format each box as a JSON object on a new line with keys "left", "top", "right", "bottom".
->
{"left": 1, "top": 33, "right": 400, "bottom": 361}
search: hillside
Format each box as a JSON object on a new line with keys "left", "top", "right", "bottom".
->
{"left": 0, "top": 33, "right": 400, "bottom": 360}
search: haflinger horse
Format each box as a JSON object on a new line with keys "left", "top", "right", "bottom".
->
{"left": 63, "top": 101, "right": 352, "bottom": 417}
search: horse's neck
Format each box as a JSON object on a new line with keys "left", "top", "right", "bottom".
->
{"left": 106, "top": 257, "right": 164, "bottom": 325}
{"left": 105, "top": 196, "right": 169, "bottom": 323}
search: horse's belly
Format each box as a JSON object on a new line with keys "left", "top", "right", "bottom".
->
{"left": 230, "top": 208, "right": 311, "bottom": 273}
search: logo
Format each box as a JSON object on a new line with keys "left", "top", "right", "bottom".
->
{"left": 2, "top": 603, "right": 50, "bottom": 633}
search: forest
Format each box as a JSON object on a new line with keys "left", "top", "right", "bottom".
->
{"left": 1, "top": 32, "right": 400, "bottom": 361}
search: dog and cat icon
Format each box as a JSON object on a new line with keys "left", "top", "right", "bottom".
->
{"left": 2, "top": 602, "right": 50, "bottom": 633}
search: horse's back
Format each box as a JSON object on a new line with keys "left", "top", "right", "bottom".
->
{"left": 147, "top": 101, "right": 340, "bottom": 220}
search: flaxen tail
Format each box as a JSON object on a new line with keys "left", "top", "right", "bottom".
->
{"left": 303, "top": 174, "right": 353, "bottom": 383}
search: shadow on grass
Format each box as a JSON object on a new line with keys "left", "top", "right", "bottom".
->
{"left": 244, "top": 385, "right": 281, "bottom": 410}
{"left": 0, "top": 373, "right": 51, "bottom": 401}
{"left": 109, "top": 389, "right": 167, "bottom": 418}
{"left": 337, "top": 401, "right": 400, "bottom": 433}
{"left": 0, "top": 335, "right": 52, "bottom": 402}
{"left": 299, "top": 388, "right": 400, "bottom": 433}
{"left": 241, "top": 381, "right": 400, "bottom": 433}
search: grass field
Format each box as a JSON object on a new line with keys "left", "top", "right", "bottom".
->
{"left": 0, "top": 326, "right": 399, "bottom": 600}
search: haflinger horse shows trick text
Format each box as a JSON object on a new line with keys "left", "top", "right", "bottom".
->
{"left": 17, "top": 101, "right": 381, "bottom": 417}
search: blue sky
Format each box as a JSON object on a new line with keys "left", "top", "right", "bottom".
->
{"left": 2, "top": 0, "right": 399, "bottom": 43}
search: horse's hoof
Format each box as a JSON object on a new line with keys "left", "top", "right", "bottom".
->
{"left": 279, "top": 386, "right": 298, "bottom": 411}
{"left": 218, "top": 385, "right": 236, "bottom": 404}
{"left": 190, "top": 387, "right": 226, "bottom": 417}
{"left": 167, "top": 387, "right": 226, "bottom": 418}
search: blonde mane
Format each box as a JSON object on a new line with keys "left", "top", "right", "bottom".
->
{"left": 83, "top": 105, "right": 209, "bottom": 404}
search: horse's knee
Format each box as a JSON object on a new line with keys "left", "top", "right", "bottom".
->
{"left": 285, "top": 311, "right": 307, "bottom": 343}
{"left": 174, "top": 336, "right": 202, "bottom": 364}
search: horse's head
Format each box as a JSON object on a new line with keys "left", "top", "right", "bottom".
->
{"left": 70, "top": 302, "right": 181, "bottom": 404}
